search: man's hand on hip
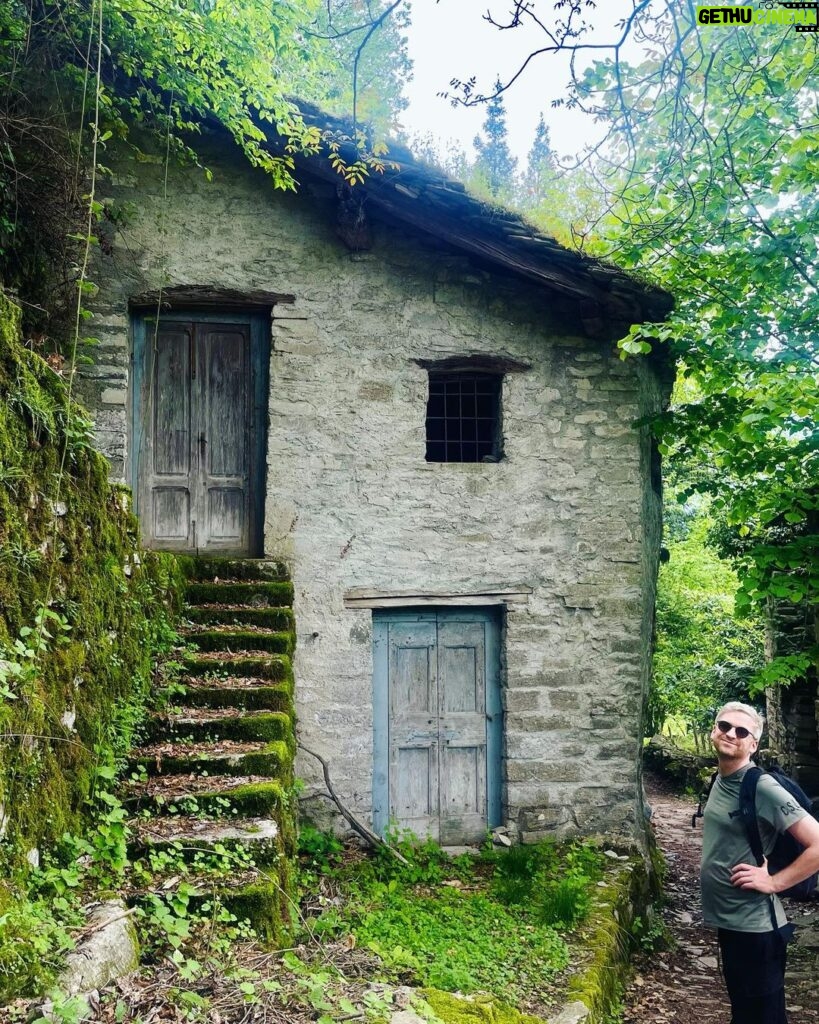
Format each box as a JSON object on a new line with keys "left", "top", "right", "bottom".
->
{"left": 730, "top": 858, "right": 778, "bottom": 894}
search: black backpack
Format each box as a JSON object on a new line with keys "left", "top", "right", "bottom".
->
{"left": 740, "top": 766, "right": 818, "bottom": 900}
{"left": 693, "top": 764, "right": 818, "bottom": 900}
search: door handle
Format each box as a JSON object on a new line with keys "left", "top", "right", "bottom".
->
{"left": 199, "top": 434, "right": 207, "bottom": 460}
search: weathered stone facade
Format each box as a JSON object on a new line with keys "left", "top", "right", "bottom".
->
{"left": 80, "top": 138, "right": 673, "bottom": 841}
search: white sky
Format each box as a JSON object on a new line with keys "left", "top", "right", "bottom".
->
{"left": 399, "top": 0, "right": 637, "bottom": 162}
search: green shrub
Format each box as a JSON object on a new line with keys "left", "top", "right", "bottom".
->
{"left": 297, "top": 825, "right": 343, "bottom": 875}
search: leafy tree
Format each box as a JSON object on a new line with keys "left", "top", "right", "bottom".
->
{"left": 518, "top": 118, "right": 604, "bottom": 249}
{"left": 402, "top": 131, "right": 472, "bottom": 182}
{"left": 0, "top": 0, "right": 407, "bottom": 337}
{"left": 449, "top": 3, "right": 819, "bottom": 690}
{"left": 305, "top": 0, "right": 412, "bottom": 135}
{"left": 472, "top": 78, "right": 518, "bottom": 201}
{"left": 651, "top": 498, "right": 765, "bottom": 746}
{"left": 594, "top": 19, "right": 819, "bottom": 692}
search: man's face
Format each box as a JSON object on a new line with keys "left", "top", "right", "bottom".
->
{"left": 710, "top": 710, "right": 759, "bottom": 759}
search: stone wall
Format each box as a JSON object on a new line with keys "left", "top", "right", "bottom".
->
{"left": 765, "top": 599, "right": 819, "bottom": 795}
{"left": 81, "top": 138, "right": 673, "bottom": 840}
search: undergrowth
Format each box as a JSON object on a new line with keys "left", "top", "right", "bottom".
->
{"left": 299, "top": 827, "right": 606, "bottom": 1008}
{"left": 0, "top": 780, "right": 262, "bottom": 1004}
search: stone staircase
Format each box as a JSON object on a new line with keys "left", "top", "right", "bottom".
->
{"left": 121, "top": 557, "right": 297, "bottom": 943}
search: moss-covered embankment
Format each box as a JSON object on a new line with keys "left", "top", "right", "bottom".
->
{"left": 561, "top": 841, "right": 661, "bottom": 1023}
{"left": 419, "top": 841, "right": 662, "bottom": 1024}
{"left": 0, "top": 290, "right": 181, "bottom": 868}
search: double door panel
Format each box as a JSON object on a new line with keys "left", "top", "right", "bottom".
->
{"left": 373, "top": 609, "right": 502, "bottom": 845}
{"left": 133, "top": 317, "right": 263, "bottom": 554}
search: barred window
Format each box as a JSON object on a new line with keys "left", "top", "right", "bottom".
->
{"left": 425, "top": 372, "right": 503, "bottom": 463}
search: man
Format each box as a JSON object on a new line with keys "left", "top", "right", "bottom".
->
{"left": 701, "top": 701, "right": 819, "bottom": 1024}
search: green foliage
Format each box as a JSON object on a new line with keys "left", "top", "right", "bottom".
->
{"left": 629, "top": 913, "right": 669, "bottom": 955}
{"left": 651, "top": 505, "right": 765, "bottom": 741}
{"left": 297, "top": 824, "right": 344, "bottom": 883}
{"left": 0, "top": 781, "right": 130, "bottom": 1000}
{"left": 351, "top": 885, "right": 568, "bottom": 997}
{"left": 422, "top": 989, "right": 547, "bottom": 1024}
{"left": 0, "top": 0, "right": 407, "bottom": 335}
{"left": 281, "top": 951, "right": 396, "bottom": 1022}
{"left": 0, "top": 879, "right": 80, "bottom": 999}
{"left": 486, "top": 840, "right": 604, "bottom": 929}
{"left": 303, "top": 0, "right": 412, "bottom": 134}
{"left": 518, "top": 115, "right": 604, "bottom": 250}
{"left": 578, "top": 15, "right": 819, "bottom": 686}
{"left": 0, "top": 290, "right": 183, "bottom": 870}
{"left": 0, "top": 780, "right": 264, "bottom": 1000}
{"left": 23, "top": 0, "right": 328, "bottom": 187}
{"left": 303, "top": 838, "right": 609, "bottom": 1006}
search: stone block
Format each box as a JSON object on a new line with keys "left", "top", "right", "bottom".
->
{"left": 101, "top": 388, "right": 126, "bottom": 405}
{"left": 505, "top": 759, "right": 551, "bottom": 784}
{"left": 551, "top": 1002, "right": 591, "bottom": 1024}
{"left": 513, "top": 764, "right": 586, "bottom": 791}
{"left": 548, "top": 690, "right": 582, "bottom": 711}
{"left": 502, "top": 689, "right": 543, "bottom": 713}
{"left": 519, "top": 805, "right": 571, "bottom": 832}
{"left": 609, "top": 636, "right": 642, "bottom": 654}
{"left": 561, "top": 585, "right": 599, "bottom": 610}
{"left": 506, "top": 728, "right": 572, "bottom": 759}
{"left": 596, "top": 742, "right": 632, "bottom": 761}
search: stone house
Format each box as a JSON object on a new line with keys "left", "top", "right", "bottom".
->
{"left": 80, "top": 119, "right": 674, "bottom": 845}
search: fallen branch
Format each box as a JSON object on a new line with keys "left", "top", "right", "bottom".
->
{"left": 72, "top": 905, "right": 138, "bottom": 938}
{"left": 297, "top": 742, "right": 408, "bottom": 864}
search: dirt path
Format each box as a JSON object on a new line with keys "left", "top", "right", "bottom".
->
{"left": 622, "top": 772, "right": 819, "bottom": 1024}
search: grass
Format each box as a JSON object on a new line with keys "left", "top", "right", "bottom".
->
{"left": 298, "top": 829, "right": 606, "bottom": 1009}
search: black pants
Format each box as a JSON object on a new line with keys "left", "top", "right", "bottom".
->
{"left": 718, "top": 928, "right": 789, "bottom": 1024}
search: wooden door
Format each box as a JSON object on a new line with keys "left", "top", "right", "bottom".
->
{"left": 132, "top": 314, "right": 267, "bottom": 555}
{"left": 373, "top": 609, "right": 502, "bottom": 844}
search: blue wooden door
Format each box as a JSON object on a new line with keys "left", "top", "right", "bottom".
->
{"left": 373, "top": 609, "right": 502, "bottom": 844}
{"left": 131, "top": 312, "right": 268, "bottom": 555}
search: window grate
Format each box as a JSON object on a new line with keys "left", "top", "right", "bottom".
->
{"left": 425, "top": 372, "right": 502, "bottom": 463}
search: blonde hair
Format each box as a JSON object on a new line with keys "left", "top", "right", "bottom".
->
{"left": 716, "top": 701, "right": 765, "bottom": 740}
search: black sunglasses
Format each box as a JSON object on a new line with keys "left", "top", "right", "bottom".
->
{"left": 716, "top": 720, "right": 756, "bottom": 740}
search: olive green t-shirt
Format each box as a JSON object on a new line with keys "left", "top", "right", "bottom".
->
{"left": 700, "top": 764, "right": 808, "bottom": 932}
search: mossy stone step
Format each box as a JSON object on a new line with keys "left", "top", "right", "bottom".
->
{"left": 146, "top": 710, "right": 292, "bottom": 745}
{"left": 177, "top": 556, "right": 290, "bottom": 583}
{"left": 122, "top": 777, "right": 288, "bottom": 818}
{"left": 127, "top": 868, "right": 292, "bottom": 944}
{"left": 184, "top": 607, "right": 295, "bottom": 630}
{"left": 182, "top": 653, "right": 292, "bottom": 681}
{"left": 127, "top": 739, "right": 292, "bottom": 780}
{"left": 184, "top": 629, "right": 294, "bottom": 655}
{"left": 181, "top": 680, "right": 294, "bottom": 713}
{"left": 129, "top": 816, "right": 281, "bottom": 865}
{"left": 185, "top": 581, "right": 293, "bottom": 607}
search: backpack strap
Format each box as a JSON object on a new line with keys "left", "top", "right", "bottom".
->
{"left": 740, "top": 765, "right": 765, "bottom": 866}
{"left": 739, "top": 766, "right": 781, "bottom": 933}
{"left": 692, "top": 770, "right": 719, "bottom": 828}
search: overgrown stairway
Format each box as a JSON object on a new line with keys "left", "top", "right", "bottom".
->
{"left": 121, "top": 557, "right": 297, "bottom": 942}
